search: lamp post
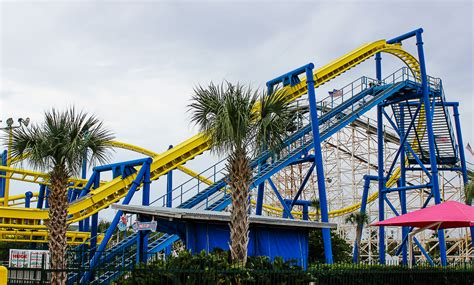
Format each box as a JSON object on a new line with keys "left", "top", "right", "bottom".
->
{"left": 0, "top": 117, "right": 30, "bottom": 206}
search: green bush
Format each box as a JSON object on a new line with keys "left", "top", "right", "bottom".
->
{"left": 116, "top": 250, "right": 474, "bottom": 285}
{"left": 116, "top": 250, "right": 311, "bottom": 285}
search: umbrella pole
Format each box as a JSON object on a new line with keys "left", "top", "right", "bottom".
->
{"left": 408, "top": 222, "right": 442, "bottom": 268}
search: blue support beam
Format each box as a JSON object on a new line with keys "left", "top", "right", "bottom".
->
{"left": 399, "top": 106, "right": 408, "bottom": 264}
{"left": 255, "top": 165, "right": 265, "bottom": 216}
{"left": 415, "top": 30, "right": 447, "bottom": 266}
{"left": 452, "top": 105, "right": 468, "bottom": 186}
{"left": 353, "top": 175, "right": 376, "bottom": 263}
{"left": 267, "top": 178, "right": 294, "bottom": 219}
{"left": 84, "top": 158, "right": 152, "bottom": 283}
{"left": 387, "top": 28, "right": 423, "bottom": 44}
{"left": 375, "top": 52, "right": 382, "bottom": 81}
{"left": 305, "top": 63, "right": 333, "bottom": 264}
{"left": 90, "top": 173, "right": 101, "bottom": 257}
{"left": 0, "top": 150, "right": 6, "bottom": 198}
{"left": 80, "top": 152, "right": 88, "bottom": 232}
{"left": 24, "top": 191, "right": 33, "bottom": 208}
{"left": 166, "top": 145, "right": 173, "bottom": 255}
{"left": 289, "top": 162, "right": 315, "bottom": 210}
{"left": 166, "top": 145, "right": 173, "bottom": 208}
{"left": 37, "top": 184, "right": 46, "bottom": 209}
{"left": 452, "top": 105, "right": 474, "bottom": 249}
{"left": 377, "top": 104, "right": 386, "bottom": 264}
{"left": 137, "top": 158, "right": 152, "bottom": 264}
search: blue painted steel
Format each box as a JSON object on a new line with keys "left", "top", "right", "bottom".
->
{"left": 266, "top": 63, "right": 313, "bottom": 94}
{"left": 353, "top": 175, "right": 376, "bottom": 263}
{"left": 0, "top": 150, "right": 6, "bottom": 198}
{"left": 78, "top": 172, "right": 98, "bottom": 198}
{"left": 399, "top": 106, "right": 408, "bottom": 264}
{"left": 90, "top": 174, "right": 101, "bottom": 256}
{"left": 453, "top": 105, "right": 474, "bottom": 249}
{"left": 80, "top": 150, "right": 87, "bottom": 232}
{"left": 416, "top": 30, "right": 447, "bottom": 266}
{"left": 137, "top": 158, "right": 151, "bottom": 263}
{"left": 84, "top": 158, "right": 152, "bottom": 283}
{"left": 383, "top": 196, "right": 400, "bottom": 216}
{"left": 24, "top": 191, "right": 33, "bottom": 208}
{"left": 387, "top": 28, "right": 423, "bottom": 44}
{"left": 165, "top": 145, "right": 173, "bottom": 255}
{"left": 289, "top": 163, "right": 315, "bottom": 210}
{"left": 93, "top": 158, "right": 149, "bottom": 172}
{"left": 44, "top": 186, "right": 49, "bottom": 208}
{"left": 382, "top": 105, "right": 422, "bottom": 179}
{"left": 382, "top": 184, "right": 432, "bottom": 194}
{"left": 37, "top": 184, "right": 46, "bottom": 209}
{"left": 305, "top": 64, "right": 333, "bottom": 264}
{"left": 452, "top": 105, "right": 468, "bottom": 186}
{"left": 166, "top": 145, "right": 173, "bottom": 208}
{"left": 267, "top": 178, "right": 294, "bottom": 219}
{"left": 375, "top": 52, "right": 382, "bottom": 81}
{"left": 377, "top": 104, "right": 386, "bottom": 264}
{"left": 256, "top": 163, "right": 266, "bottom": 215}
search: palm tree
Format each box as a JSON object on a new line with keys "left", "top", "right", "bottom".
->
{"left": 464, "top": 172, "right": 473, "bottom": 206}
{"left": 189, "top": 82, "right": 294, "bottom": 264}
{"left": 345, "top": 212, "right": 369, "bottom": 263}
{"left": 311, "top": 198, "right": 320, "bottom": 221}
{"left": 8, "top": 108, "right": 114, "bottom": 284}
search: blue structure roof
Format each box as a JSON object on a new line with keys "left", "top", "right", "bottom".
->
{"left": 113, "top": 205, "right": 336, "bottom": 268}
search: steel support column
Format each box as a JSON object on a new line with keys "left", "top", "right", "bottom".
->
{"left": 377, "top": 104, "right": 386, "bottom": 264}
{"left": 416, "top": 30, "right": 447, "bottom": 266}
{"left": 138, "top": 159, "right": 152, "bottom": 263}
{"left": 399, "top": 105, "right": 408, "bottom": 264}
{"left": 166, "top": 145, "right": 173, "bottom": 255}
{"left": 306, "top": 64, "right": 333, "bottom": 263}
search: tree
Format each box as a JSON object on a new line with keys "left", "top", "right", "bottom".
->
{"left": 345, "top": 212, "right": 369, "bottom": 263}
{"left": 311, "top": 198, "right": 320, "bottom": 221}
{"left": 308, "top": 230, "right": 351, "bottom": 264}
{"left": 189, "top": 82, "right": 294, "bottom": 264}
{"left": 8, "top": 108, "right": 114, "bottom": 284}
{"left": 464, "top": 172, "right": 474, "bottom": 206}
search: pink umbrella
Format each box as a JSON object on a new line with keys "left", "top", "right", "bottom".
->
{"left": 371, "top": 201, "right": 474, "bottom": 229}
{"left": 371, "top": 201, "right": 473, "bottom": 267}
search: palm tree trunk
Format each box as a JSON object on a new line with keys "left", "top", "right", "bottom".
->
{"left": 355, "top": 224, "right": 362, "bottom": 263}
{"left": 48, "top": 167, "right": 69, "bottom": 285}
{"left": 227, "top": 146, "right": 252, "bottom": 265}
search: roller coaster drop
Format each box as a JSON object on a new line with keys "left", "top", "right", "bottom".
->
{"left": 0, "top": 28, "right": 471, "bottom": 283}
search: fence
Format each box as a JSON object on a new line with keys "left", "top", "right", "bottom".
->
{"left": 6, "top": 262, "right": 474, "bottom": 285}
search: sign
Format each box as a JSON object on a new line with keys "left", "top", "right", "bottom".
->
{"left": 132, "top": 220, "right": 157, "bottom": 232}
{"left": 9, "top": 249, "right": 50, "bottom": 269}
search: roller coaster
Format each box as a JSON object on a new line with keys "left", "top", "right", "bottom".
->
{"left": 0, "top": 28, "right": 471, "bottom": 283}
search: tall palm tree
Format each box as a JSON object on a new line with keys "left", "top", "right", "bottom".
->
{"left": 8, "top": 108, "right": 114, "bottom": 284}
{"left": 189, "top": 82, "right": 295, "bottom": 264}
{"left": 345, "top": 212, "right": 369, "bottom": 263}
{"left": 464, "top": 172, "right": 473, "bottom": 206}
{"left": 311, "top": 198, "right": 320, "bottom": 221}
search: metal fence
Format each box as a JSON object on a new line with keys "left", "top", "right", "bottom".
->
{"left": 7, "top": 262, "right": 474, "bottom": 285}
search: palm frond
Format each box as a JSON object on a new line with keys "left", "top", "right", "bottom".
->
{"left": 7, "top": 107, "right": 115, "bottom": 176}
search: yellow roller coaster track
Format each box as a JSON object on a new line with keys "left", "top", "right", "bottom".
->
{"left": 0, "top": 39, "right": 421, "bottom": 235}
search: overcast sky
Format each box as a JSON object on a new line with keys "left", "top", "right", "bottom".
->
{"left": 1, "top": 1, "right": 473, "bottom": 210}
